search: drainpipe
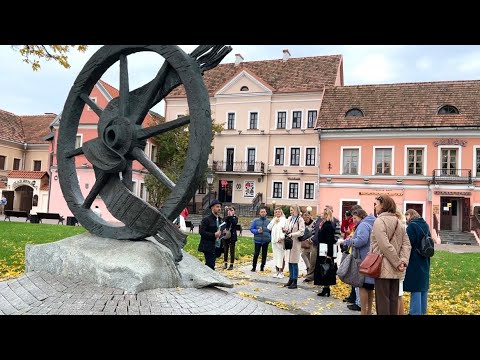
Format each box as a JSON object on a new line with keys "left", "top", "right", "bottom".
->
{"left": 317, "top": 128, "right": 321, "bottom": 215}
{"left": 22, "top": 142, "right": 27, "bottom": 170}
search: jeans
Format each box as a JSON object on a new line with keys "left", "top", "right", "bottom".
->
{"left": 252, "top": 242, "right": 269, "bottom": 270}
{"left": 204, "top": 251, "right": 216, "bottom": 270}
{"left": 409, "top": 291, "right": 428, "bottom": 315}
{"left": 289, "top": 263, "right": 299, "bottom": 279}
{"left": 355, "top": 287, "right": 361, "bottom": 307}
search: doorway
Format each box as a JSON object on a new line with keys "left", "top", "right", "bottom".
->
{"left": 15, "top": 186, "right": 33, "bottom": 213}
{"left": 218, "top": 180, "right": 233, "bottom": 203}
{"left": 2, "top": 191, "right": 14, "bottom": 211}
{"left": 440, "top": 197, "right": 469, "bottom": 231}
{"left": 341, "top": 201, "right": 357, "bottom": 219}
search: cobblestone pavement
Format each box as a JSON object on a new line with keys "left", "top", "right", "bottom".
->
{"left": 0, "top": 271, "right": 288, "bottom": 315}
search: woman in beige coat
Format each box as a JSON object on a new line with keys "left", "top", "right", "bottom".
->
{"left": 370, "top": 195, "right": 411, "bottom": 315}
{"left": 282, "top": 204, "right": 305, "bottom": 289}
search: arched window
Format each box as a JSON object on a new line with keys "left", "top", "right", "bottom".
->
{"left": 345, "top": 108, "right": 364, "bottom": 117}
{"left": 32, "top": 194, "right": 38, "bottom": 207}
{"left": 438, "top": 105, "right": 459, "bottom": 114}
{"left": 240, "top": 86, "right": 249, "bottom": 91}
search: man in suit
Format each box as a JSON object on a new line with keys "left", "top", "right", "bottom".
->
{"left": 198, "top": 199, "right": 223, "bottom": 270}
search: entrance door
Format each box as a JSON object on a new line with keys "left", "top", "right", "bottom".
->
{"left": 218, "top": 180, "right": 233, "bottom": 203}
{"left": 16, "top": 185, "right": 33, "bottom": 213}
{"left": 2, "top": 191, "right": 14, "bottom": 211}
{"left": 226, "top": 148, "right": 234, "bottom": 172}
{"left": 341, "top": 201, "right": 357, "bottom": 219}
{"left": 440, "top": 197, "right": 452, "bottom": 230}
{"left": 462, "top": 197, "right": 470, "bottom": 232}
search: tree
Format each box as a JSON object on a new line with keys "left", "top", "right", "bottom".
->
{"left": 12, "top": 45, "right": 88, "bottom": 71}
{"left": 145, "top": 119, "right": 223, "bottom": 208}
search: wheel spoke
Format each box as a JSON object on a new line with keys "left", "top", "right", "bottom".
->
{"left": 131, "top": 147, "right": 175, "bottom": 190}
{"left": 80, "top": 93, "right": 103, "bottom": 117}
{"left": 119, "top": 54, "right": 130, "bottom": 117}
{"left": 82, "top": 171, "right": 110, "bottom": 209}
{"left": 65, "top": 147, "right": 84, "bottom": 159}
{"left": 136, "top": 116, "right": 190, "bottom": 141}
{"left": 122, "top": 160, "right": 133, "bottom": 192}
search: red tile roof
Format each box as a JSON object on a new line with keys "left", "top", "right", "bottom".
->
{"left": 317, "top": 80, "right": 480, "bottom": 129}
{"left": 0, "top": 109, "right": 24, "bottom": 143}
{"left": 40, "top": 184, "right": 49, "bottom": 191}
{"left": 20, "top": 114, "right": 56, "bottom": 143}
{"left": 7, "top": 171, "right": 47, "bottom": 179}
{"left": 169, "top": 55, "right": 343, "bottom": 97}
{"left": 99, "top": 79, "right": 120, "bottom": 98}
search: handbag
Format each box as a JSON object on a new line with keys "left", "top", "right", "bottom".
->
{"left": 314, "top": 258, "right": 337, "bottom": 286}
{"left": 301, "top": 240, "right": 311, "bottom": 249}
{"left": 284, "top": 235, "right": 293, "bottom": 250}
{"left": 298, "top": 226, "right": 313, "bottom": 242}
{"left": 337, "top": 248, "right": 364, "bottom": 287}
{"left": 359, "top": 220, "right": 398, "bottom": 278}
{"left": 223, "top": 229, "right": 232, "bottom": 240}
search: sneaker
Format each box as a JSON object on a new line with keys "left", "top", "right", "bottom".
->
{"left": 272, "top": 273, "right": 279, "bottom": 278}
{"left": 223, "top": 263, "right": 228, "bottom": 270}
{"left": 228, "top": 265, "right": 233, "bottom": 270}
{"left": 347, "top": 304, "right": 361, "bottom": 311}
{"left": 277, "top": 273, "right": 284, "bottom": 279}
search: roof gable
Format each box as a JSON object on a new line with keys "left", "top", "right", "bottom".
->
{"left": 216, "top": 69, "right": 274, "bottom": 95}
{"left": 317, "top": 80, "right": 480, "bottom": 130}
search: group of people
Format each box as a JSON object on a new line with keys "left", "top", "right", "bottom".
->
{"left": 197, "top": 195, "right": 431, "bottom": 315}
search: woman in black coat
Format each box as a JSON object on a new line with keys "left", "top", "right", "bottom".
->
{"left": 404, "top": 209, "right": 431, "bottom": 315}
{"left": 223, "top": 206, "right": 238, "bottom": 270}
{"left": 314, "top": 207, "right": 337, "bottom": 297}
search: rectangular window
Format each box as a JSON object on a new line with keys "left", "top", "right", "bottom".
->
{"left": 227, "top": 113, "right": 235, "bottom": 130}
{"left": 0, "top": 155, "right": 5, "bottom": 170}
{"left": 305, "top": 148, "right": 316, "bottom": 166}
{"left": 247, "top": 148, "right": 256, "bottom": 172}
{"left": 150, "top": 145, "right": 157, "bottom": 162}
{"left": 477, "top": 149, "right": 480, "bottom": 177}
{"left": 289, "top": 183, "right": 299, "bottom": 199}
{"left": 13, "top": 158, "right": 21, "bottom": 170}
{"left": 441, "top": 149, "right": 457, "bottom": 175}
{"left": 307, "top": 110, "right": 317, "bottom": 128}
{"left": 75, "top": 135, "right": 82, "bottom": 149}
{"left": 249, "top": 112, "right": 258, "bottom": 129}
{"left": 198, "top": 182, "right": 206, "bottom": 194}
{"left": 275, "top": 148, "right": 285, "bottom": 165}
{"left": 343, "top": 149, "right": 359, "bottom": 175}
{"left": 304, "top": 183, "right": 314, "bottom": 199}
{"left": 33, "top": 160, "right": 41, "bottom": 171}
{"left": 277, "top": 112, "right": 286, "bottom": 129}
{"left": 407, "top": 148, "right": 423, "bottom": 175}
{"left": 375, "top": 148, "right": 392, "bottom": 175}
{"left": 290, "top": 148, "right": 300, "bottom": 166}
{"left": 132, "top": 181, "right": 137, "bottom": 196}
{"left": 140, "top": 183, "right": 145, "bottom": 200}
{"left": 273, "top": 182, "right": 282, "bottom": 198}
{"left": 292, "top": 111, "right": 302, "bottom": 128}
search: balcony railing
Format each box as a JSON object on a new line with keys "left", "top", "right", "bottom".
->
{"left": 432, "top": 169, "right": 472, "bottom": 184}
{"left": 213, "top": 161, "right": 265, "bottom": 174}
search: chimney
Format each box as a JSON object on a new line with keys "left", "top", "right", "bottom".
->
{"left": 235, "top": 53, "right": 244, "bottom": 66}
{"left": 283, "top": 49, "right": 291, "bottom": 61}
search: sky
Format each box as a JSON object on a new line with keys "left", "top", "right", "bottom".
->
{"left": 2, "top": 45, "right": 480, "bottom": 116}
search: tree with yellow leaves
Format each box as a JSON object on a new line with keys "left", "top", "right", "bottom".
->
{"left": 11, "top": 45, "right": 88, "bottom": 71}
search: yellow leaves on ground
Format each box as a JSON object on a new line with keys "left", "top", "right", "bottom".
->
{"left": 265, "top": 300, "right": 291, "bottom": 310}
{"left": 238, "top": 292, "right": 257, "bottom": 300}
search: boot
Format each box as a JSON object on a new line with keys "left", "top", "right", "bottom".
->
{"left": 283, "top": 279, "right": 293, "bottom": 287}
{"left": 317, "top": 287, "right": 331, "bottom": 297}
{"left": 228, "top": 264, "right": 233, "bottom": 270}
{"left": 223, "top": 262, "right": 228, "bottom": 270}
{"left": 288, "top": 279, "right": 298, "bottom": 289}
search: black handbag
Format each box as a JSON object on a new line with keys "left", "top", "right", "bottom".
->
{"left": 314, "top": 258, "right": 337, "bottom": 286}
{"left": 284, "top": 235, "right": 293, "bottom": 250}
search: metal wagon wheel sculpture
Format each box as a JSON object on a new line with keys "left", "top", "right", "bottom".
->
{"left": 57, "top": 45, "right": 231, "bottom": 250}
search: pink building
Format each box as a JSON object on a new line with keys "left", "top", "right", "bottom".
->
{"left": 48, "top": 80, "right": 160, "bottom": 222}
{"left": 316, "top": 81, "right": 480, "bottom": 243}
{"left": 166, "top": 51, "right": 343, "bottom": 215}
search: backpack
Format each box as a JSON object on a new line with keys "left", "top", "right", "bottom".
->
{"left": 412, "top": 223, "right": 434, "bottom": 258}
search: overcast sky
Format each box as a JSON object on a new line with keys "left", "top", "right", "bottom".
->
{"left": 2, "top": 45, "right": 480, "bottom": 116}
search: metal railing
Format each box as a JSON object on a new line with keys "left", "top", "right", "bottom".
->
{"left": 213, "top": 161, "right": 265, "bottom": 173}
{"left": 432, "top": 169, "right": 472, "bottom": 184}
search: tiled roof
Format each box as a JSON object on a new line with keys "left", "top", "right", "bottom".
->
{"left": 169, "top": 55, "right": 342, "bottom": 97}
{"left": 0, "top": 109, "right": 24, "bottom": 143}
{"left": 40, "top": 184, "right": 49, "bottom": 191}
{"left": 98, "top": 79, "right": 119, "bottom": 98}
{"left": 7, "top": 171, "right": 47, "bottom": 179}
{"left": 20, "top": 114, "right": 56, "bottom": 143}
{"left": 317, "top": 80, "right": 480, "bottom": 129}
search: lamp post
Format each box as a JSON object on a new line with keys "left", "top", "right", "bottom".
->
{"left": 272, "top": 200, "right": 276, "bottom": 214}
{"left": 206, "top": 171, "right": 215, "bottom": 207}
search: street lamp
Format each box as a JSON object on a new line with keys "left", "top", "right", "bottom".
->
{"left": 206, "top": 171, "right": 215, "bottom": 207}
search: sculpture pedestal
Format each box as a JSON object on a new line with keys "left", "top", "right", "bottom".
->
{"left": 25, "top": 233, "right": 232, "bottom": 294}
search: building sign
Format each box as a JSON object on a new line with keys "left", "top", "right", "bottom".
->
{"left": 433, "top": 138, "right": 467, "bottom": 147}
{"left": 434, "top": 191, "right": 471, "bottom": 196}
{"left": 12, "top": 179, "right": 37, "bottom": 189}
{"left": 359, "top": 191, "right": 403, "bottom": 196}
{"left": 244, "top": 181, "right": 255, "bottom": 198}
{"left": 287, "top": 177, "right": 301, "bottom": 180}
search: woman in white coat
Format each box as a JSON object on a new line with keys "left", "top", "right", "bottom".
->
{"left": 267, "top": 207, "right": 288, "bottom": 278}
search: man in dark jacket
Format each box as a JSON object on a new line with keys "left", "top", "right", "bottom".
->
{"left": 249, "top": 206, "right": 271, "bottom": 272}
{"left": 199, "top": 199, "right": 223, "bottom": 270}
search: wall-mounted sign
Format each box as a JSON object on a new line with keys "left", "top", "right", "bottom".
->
{"left": 434, "top": 191, "right": 471, "bottom": 196}
{"left": 359, "top": 191, "right": 403, "bottom": 196}
{"left": 433, "top": 138, "right": 467, "bottom": 147}
{"left": 287, "top": 177, "right": 301, "bottom": 180}
{"left": 244, "top": 181, "right": 255, "bottom": 198}
{"left": 12, "top": 179, "right": 37, "bottom": 188}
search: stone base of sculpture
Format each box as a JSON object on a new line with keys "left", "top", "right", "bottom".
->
{"left": 25, "top": 233, "right": 232, "bottom": 294}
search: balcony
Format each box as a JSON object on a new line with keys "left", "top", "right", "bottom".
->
{"left": 213, "top": 161, "right": 265, "bottom": 174}
{"left": 432, "top": 169, "right": 472, "bottom": 184}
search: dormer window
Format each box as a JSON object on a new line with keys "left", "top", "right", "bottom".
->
{"left": 438, "top": 105, "right": 459, "bottom": 114}
{"left": 240, "top": 86, "right": 249, "bottom": 91}
{"left": 345, "top": 108, "right": 364, "bottom": 117}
